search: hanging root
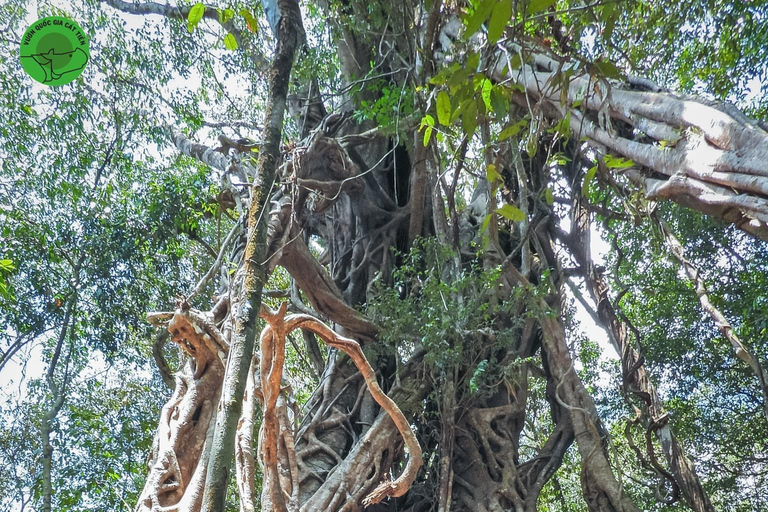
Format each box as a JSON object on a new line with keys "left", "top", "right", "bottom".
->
{"left": 258, "top": 303, "right": 422, "bottom": 508}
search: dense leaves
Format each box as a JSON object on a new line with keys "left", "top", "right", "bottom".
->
{"left": 1, "top": 0, "right": 767, "bottom": 511}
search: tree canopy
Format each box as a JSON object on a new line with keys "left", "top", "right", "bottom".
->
{"left": 1, "top": 1, "right": 767, "bottom": 511}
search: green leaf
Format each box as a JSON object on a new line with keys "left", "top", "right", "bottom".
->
{"left": 553, "top": 112, "right": 571, "bottom": 137}
{"left": 487, "top": 1, "right": 512, "bottom": 44}
{"left": 423, "top": 126, "right": 434, "bottom": 146}
{"left": 527, "top": 0, "right": 557, "bottom": 15}
{"left": 452, "top": 98, "right": 471, "bottom": 123}
{"left": 462, "top": 100, "right": 478, "bottom": 136}
{"left": 486, "top": 163, "right": 502, "bottom": 183}
{"left": 481, "top": 213, "right": 493, "bottom": 232}
{"left": 466, "top": 52, "right": 480, "bottom": 71}
{"left": 497, "top": 204, "right": 526, "bottom": 222}
{"left": 448, "top": 67, "right": 473, "bottom": 92}
{"left": 469, "top": 360, "right": 489, "bottom": 393}
{"left": 218, "top": 7, "right": 234, "bottom": 24}
{"left": 601, "top": 4, "right": 617, "bottom": 40}
{"left": 490, "top": 87, "right": 508, "bottom": 118}
{"left": 436, "top": 90, "right": 452, "bottom": 126}
{"left": 481, "top": 79, "right": 493, "bottom": 111}
{"left": 526, "top": 128, "right": 539, "bottom": 157}
{"left": 240, "top": 9, "right": 259, "bottom": 32}
{"left": 464, "top": 0, "right": 496, "bottom": 39}
{"left": 429, "top": 67, "right": 450, "bottom": 86}
{"left": 187, "top": 3, "right": 205, "bottom": 33}
{"left": 582, "top": 165, "right": 597, "bottom": 196}
{"left": 498, "top": 119, "right": 528, "bottom": 140}
{"left": 594, "top": 59, "right": 623, "bottom": 79}
{"left": 419, "top": 114, "right": 435, "bottom": 130}
{"left": 223, "top": 32, "right": 238, "bottom": 50}
{"left": 545, "top": 187, "right": 554, "bottom": 205}
{"left": 603, "top": 155, "right": 635, "bottom": 168}
{"left": 420, "top": 115, "right": 435, "bottom": 146}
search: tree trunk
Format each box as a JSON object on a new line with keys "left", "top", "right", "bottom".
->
{"left": 123, "top": 4, "right": 768, "bottom": 512}
{"left": 199, "top": 1, "right": 305, "bottom": 510}
{"left": 41, "top": 260, "right": 81, "bottom": 512}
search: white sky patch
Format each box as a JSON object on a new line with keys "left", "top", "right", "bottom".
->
{"left": 560, "top": 216, "right": 616, "bottom": 361}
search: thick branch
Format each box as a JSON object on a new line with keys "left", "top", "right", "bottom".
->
{"left": 169, "top": 131, "right": 228, "bottom": 171}
{"left": 483, "top": 41, "right": 768, "bottom": 239}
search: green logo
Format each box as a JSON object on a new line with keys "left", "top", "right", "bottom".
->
{"left": 19, "top": 16, "right": 90, "bottom": 86}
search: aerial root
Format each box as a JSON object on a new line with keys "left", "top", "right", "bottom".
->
{"left": 258, "top": 303, "right": 422, "bottom": 508}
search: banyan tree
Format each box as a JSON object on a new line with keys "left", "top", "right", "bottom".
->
{"left": 1, "top": 0, "right": 767, "bottom": 511}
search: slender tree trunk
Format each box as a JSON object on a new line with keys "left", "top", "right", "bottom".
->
{"left": 41, "top": 268, "right": 79, "bottom": 512}
{"left": 565, "top": 201, "right": 715, "bottom": 512}
{"left": 200, "top": 3, "right": 305, "bottom": 510}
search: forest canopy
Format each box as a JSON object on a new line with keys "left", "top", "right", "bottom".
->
{"left": 1, "top": 1, "right": 767, "bottom": 511}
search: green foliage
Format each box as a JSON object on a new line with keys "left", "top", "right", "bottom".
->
{"left": 496, "top": 203, "right": 526, "bottom": 222}
{"left": 594, "top": 199, "right": 768, "bottom": 508}
{"left": 218, "top": 7, "right": 234, "bottom": 24}
{"left": 419, "top": 114, "right": 434, "bottom": 146}
{"left": 223, "top": 32, "right": 238, "bottom": 50}
{"left": 498, "top": 118, "right": 529, "bottom": 141}
{"left": 239, "top": 9, "right": 258, "bottom": 33}
{"left": 581, "top": 164, "right": 597, "bottom": 196}
{"left": 435, "top": 90, "right": 451, "bottom": 126}
{"left": 367, "top": 239, "right": 523, "bottom": 390}
{"left": 604, "top": 1, "right": 768, "bottom": 118}
{"left": 487, "top": 1, "right": 512, "bottom": 44}
{"left": 187, "top": 3, "right": 205, "bottom": 33}
{"left": 0, "top": 0, "right": 238, "bottom": 508}
{"left": 0, "top": 259, "right": 14, "bottom": 301}
{"left": 463, "top": 0, "right": 496, "bottom": 40}
{"left": 353, "top": 79, "right": 415, "bottom": 127}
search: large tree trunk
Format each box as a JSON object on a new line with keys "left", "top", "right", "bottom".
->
{"left": 123, "top": 3, "right": 768, "bottom": 512}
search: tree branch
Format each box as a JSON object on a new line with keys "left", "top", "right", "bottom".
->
{"left": 660, "top": 219, "right": 768, "bottom": 421}
{"left": 101, "top": 0, "right": 269, "bottom": 70}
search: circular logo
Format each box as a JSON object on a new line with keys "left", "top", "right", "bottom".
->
{"left": 19, "top": 16, "right": 90, "bottom": 86}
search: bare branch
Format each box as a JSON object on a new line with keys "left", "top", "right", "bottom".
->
{"left": 661, "top": 220, "right": 768, "bottom": 421}
{"left": 101, "top": 0, "right": 269, "bottom": 70}
{"left": 187, "top": 219, "right": 243, "bottom": 303}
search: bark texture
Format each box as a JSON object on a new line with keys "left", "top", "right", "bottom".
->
{"left": 199, "top": 2, "right": 305, "bottom": 510}
{"left": 118, "top": 3, "right": 768, "bottom": 512}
